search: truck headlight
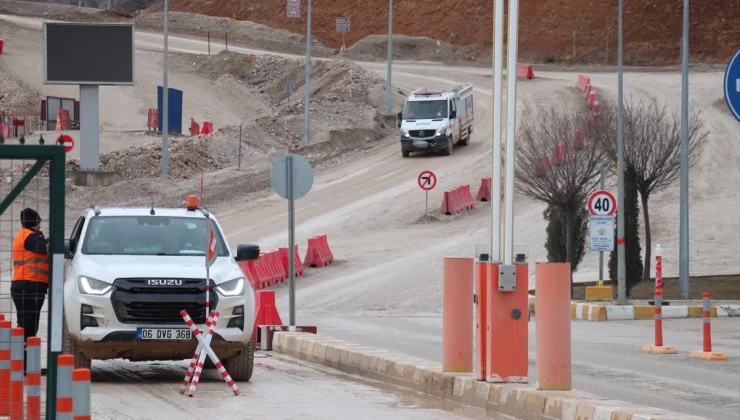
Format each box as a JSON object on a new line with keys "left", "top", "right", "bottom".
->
{"left": 216, "top": 277, "right": 246, "bottom": 296}
{"left": 400, "top": 129, "right": 409, "bottom": 137}
{"left": 78, "top": 276, "right": 113, "bottom": 295}
{"left": 435, "top": 128, "right": 445, "bottom": 137}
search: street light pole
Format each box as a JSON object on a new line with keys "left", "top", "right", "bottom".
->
{"left": 616, "top": 0, "right": 626, "bottom": 303}
{"left": 491, "top": 0, "right": 504, "bottom": 262}
{"left": 386, "top": 0, "right": 393, "bottom": 113}
{"left": 303, "top": 0, "right": 312, "bottom": 146}
{"left": 679, "top": 0, "right": 690, "bottom": 299}
{"left": 162, "top": 0, "right": 169, "bottom": 177}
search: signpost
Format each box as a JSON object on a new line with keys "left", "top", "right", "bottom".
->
{"left": 588, "top": 189, "right": 616, "bottom": 276}
{"left": 724, "top": 48, "right": 740, "bottom": 123}
{"left": 287, "top": 0, "right": 300, "bottom": 33}
{"left": 336, "top": 17, "right": 350, "bottom": 51}
{"left": 56, "top": 134, "right": 74, "bottom": 153}
{"left": 270, "top": 153, "right": 314, "bottom": 326}
{"left": 417, "top": 170, "right": 437, "bottom": 215}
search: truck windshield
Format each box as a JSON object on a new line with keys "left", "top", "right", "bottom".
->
{"left": 81, "top": 216, "right": 230, "bottom": 257}
{"left": 403, "top": 100, "right": 448, "bottom": 120}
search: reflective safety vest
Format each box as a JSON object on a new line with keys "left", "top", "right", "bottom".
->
{"left": 12, "top": 228, "right": 49, "bottom": 283}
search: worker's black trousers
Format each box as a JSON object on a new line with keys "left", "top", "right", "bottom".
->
{"left": 10, "top": 280, "right": 49, "bottom": 373}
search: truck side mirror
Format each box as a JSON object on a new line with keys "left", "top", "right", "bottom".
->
{"left": 450, "top": 110, "right": 457, "bottom": 119}
{"left": 63, "top": 239, "right": 73, "bottom": 259}
{"left": 235, "top": 243, "right": 260, "bottom": 262}
{"left": 396, "top": 112, "right": 402, "bottom": 127}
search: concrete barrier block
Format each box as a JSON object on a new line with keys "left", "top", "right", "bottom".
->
{"left": 520, "top": 390, "right": 548, "bottom": 420}
{"left": 497, "top": 386, "right": 527, "bottom": 418}
{"left": 486, "top": 383, "right": 503, "bottom": 411}
{"left": 575, "top": 399, "right": 598, "bottom": 419}
{"left": 606, "top": 305, "right": 635, "bottom": 321}
{"left": 543, "top": 395, "right": 578, "bottom": 420}
{"left": 633, "top": 305, "right": 654, "bottom": 319}
{"left": 662, "top": 305, "right": 689, "bottom": 319}
{"left": 588, "top": 305, "right": 607, "bottom": 321}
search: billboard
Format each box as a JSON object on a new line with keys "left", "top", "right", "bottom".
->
{"left": 43, "top": 22, "right": 135, "bottom": 85}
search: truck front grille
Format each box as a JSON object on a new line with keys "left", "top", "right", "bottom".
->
{"left": 111, "top": 278, "right": 218, "bottom": 325}
{"left": 409, "top": 130, "right": 436, "bottom": 138}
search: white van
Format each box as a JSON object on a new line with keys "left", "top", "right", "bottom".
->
{"left": 397, "top": 85, "right": 474, "bottom": 157}
{"left": 62, "top": 199, "right": 260, "bottom": 381}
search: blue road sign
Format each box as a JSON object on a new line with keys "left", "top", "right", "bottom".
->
{"left": 724, "top": 48, "right": 740, "bottom": 123}
{"left": 336, "top": 17, "right": 350, "bottom": 33}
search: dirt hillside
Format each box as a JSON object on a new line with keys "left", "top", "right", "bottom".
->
{"left": 149, "top": 0, "right": 739, "bottom": 66}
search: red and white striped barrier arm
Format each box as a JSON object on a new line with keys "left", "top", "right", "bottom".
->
{"left": 180, "top": 310, "right": 240, "bottom": 396}
{"left": 179, "top": 315, "right": 214, "bottom": 394}
{"left": 188, "top": 314, "right": 219, "bottom": 396}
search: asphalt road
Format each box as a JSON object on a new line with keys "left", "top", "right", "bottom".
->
{"left": 300, "top": 315, "right": 740, "bottom": 420}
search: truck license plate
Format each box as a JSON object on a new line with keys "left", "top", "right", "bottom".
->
{"left": 413, "top": 140, "right": 428, "bottom": 148}
{"left": 137, "top": 328, "right": 192, "bottom": 341}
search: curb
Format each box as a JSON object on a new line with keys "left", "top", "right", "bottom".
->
{"left": 527, "top": 295, "right": 740, "bottom": 321}
{"left": 272, "top": 332, "right": 709, "bottom": 420}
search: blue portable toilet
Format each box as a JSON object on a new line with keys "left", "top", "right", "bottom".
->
{"left": 157, "top": 86, "right": 183, "bottom": 134}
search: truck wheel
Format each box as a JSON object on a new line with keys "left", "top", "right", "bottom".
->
{"left": 443, "top": 137, "right": 453, "bottom": 156}
{"left": 223, "top": 340, "right": 254, "bottom": 382}
{"left": 62, "top": 316, "right": 92, "bottom": 370}
{"left": 402, "top": 150, "right": 410, "bottom": 158}
{"left": 458, "top": 128, "right": 471, "bottom": 146}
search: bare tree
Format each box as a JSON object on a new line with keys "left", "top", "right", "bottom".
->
{"left": 601, "top": 97, "right": 709, "bottom": 283}
{"left": 515, "top": 101, "right": 615, "bottom": 290}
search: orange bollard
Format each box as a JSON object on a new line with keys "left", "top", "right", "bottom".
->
{"left": 0, "top": 320, "right": 10, "bottom": 416}
{"left": 9, "top": 328, "right": 24, "bottom": 420}
{"left": 486, "top": 263, "right": 528, "bottom": 383}
{"left": 641, "top": 290, "right": 676, "bottom": 354}
{"left": 689, "top": 292, "right": 728, "bottom": 361}
{"left": 475, "top": 261, "right": 488, "bottom": 380}
{"left": 535, "top": 262, "right": 571, "bottom": 390}
{"left": 442, "top": 257, "right": 474, "bottom": 372}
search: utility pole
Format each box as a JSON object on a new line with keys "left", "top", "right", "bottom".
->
{"left": 303, "top": 0, "right": 312, "bottom": 145}
{"left": 162, "top": 0, "right": 169, "bottom": 177}
{"left": 491, "top": 0, "right": 504, "bottom": 262}
{"left": 616, "top": 0, "right": 626, "bottom": 303}
{"left": 679, "top": 0, "right": 690, "bottom": 299}
{"left": 386, "top": 0, "right": 393, "bottom": 113}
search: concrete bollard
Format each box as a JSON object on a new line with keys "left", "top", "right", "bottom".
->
{"left": 535, "top": 262, "right": 572, "bottom": 391}
{"left": 26, "top": 337, "right": 42, "bottom": 420}
{"left": 0, "top": 319, "right": 11, "bottom": 416}
{"left": 72, "top": 368, "right": 92, "bottom": 420}
{"left": 57, "top": 354, "right": 75, "bottom": 420}
{"left": 9, "top": 327, "right": 24, "bottom": 420}
{"left": 442, "top": 257, "right": 474, "bottom": 373}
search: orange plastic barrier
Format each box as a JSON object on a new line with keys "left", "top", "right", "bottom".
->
{"left": 516, "top": 63, "right": 535, "bottom": 79}
{"left": 576, "top": 73, "right": 592, "bottom": 92}
{"left": 441, "top": 184, "right": 475, "bottom": 215}
{"left": 0, "top": 39, "right": 4, "bottom": 55}
{"left": 573, "top": 130, "right": 585, "bottom": 150}
{"left": 552, "top": 143, "right": 566, "bottom": 165}
{"left": 279, "top": 245, "right": 305, "bottom": 277}
{"left": 190, "top": 119, "right": 200, "bottom": 136}
{"left": 147, "top": 108, "right": 159, "bottom": 130}
{"left": 535, "top": 262, "right": 572, "bottom": 390}
{"left": 253, "top": 290, "right": 283, "bottom": 345}
{"left": 588, "top": 90, "right": 597, "bottom": 107}
{"left": 304, "top": 234, "right": 334, "bottom": 268}
{"left": 476, "top": 177, "right": 492, "bottom": 202}
{"left": 0, "top": 124, "right": 9, "bottom": 139}
{"left": 56, "top": 109, "right": 71, "bottom": 131}
{"left": 201, "top": 121, "right": 214, "bottom": 135}
{"left": 0, "top": 319, "right": 10, "bottom": 416}
{"left": 442, "top": 257, "right": 474, "bottom": 372}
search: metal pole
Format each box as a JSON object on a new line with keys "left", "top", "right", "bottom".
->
{"left": 162, "top": 0, "right": 169, "bottom": 178}
{"left": 287, "top": 156, "right": 296, "bottom": 326}
{"left": 208, "top": 32, "right": 210, "bottom": 55}
{"left": 616, "top": 0, "right": 626, "bottom": 303}
{"left": 599, "top": 169, "right": 605, "bottom": 280}
{"left": 225, "top": 32, "right": 228, "bottom": 51}
{"left": 303, "top": 0, "right": 312, "bottom": 145}
{"left": 678, "top": 0, "right": 690, "bottom": 299}
{"left": 503, "top": 0, "right": 519, "bottom": 264}
{"left": 386, "top": 0, "right": 393, "bottom": 113}
{"left": 425, "top": 190, "right": 428, "bottom": 216}
{"left": 238, "top": 123, "right": 242, "bottom": 170}
{"left": 491, "top": 0, "right": 504, "bottom": 262}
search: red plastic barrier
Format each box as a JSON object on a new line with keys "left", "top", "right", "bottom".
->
{"left": 190, "top": 119, "right": 200, "bottom": 136}
{"left": 588, "top": 91, "right": 597, "bottom": 107}
{"left": 279, "top": 245, "right": 305, "bottom": 277}
{"left": 56, "top": 109, "right": 71, "bottom": 130}
{"left": 552, "top": 143, "right": 567, "bottom": 165}
{"left": 0, "top": 39, "right": 4, "bottom": 55}
{"left": 238, "top": 260, "right": 259, "bottom": 289}
{"left": 441, "top": 184, "right": 475, "bottom": 215}
{"left": 576, "top": 74, "right": 591, "bottom": 92}
{"left": 516, "top": 63, "right": 535, "bottom": 79}
{"left": 304, "top": 234, "right": 334, "bottom": 268}
{"left": 147, "top": 108, "right": 158, "bottom": 131}
{"left": 0, "top": 124, "right": 9, "bottom": 139}
{"left": 592, "top": 101, "right": 600, "bottom": 115}
{"left": 253, "top": 290, "right": 283, "bottom": 345}
{"left": 201, "top": 121, "right": 214, "bottom": 135}
{"left": 535, "top": 156, "right": 551, "bottom": 177}
{"left": 573, "top": 130, "right": 585, "bottom": 150}
{"left": 477, "top": 177, "right": 492, "bottom": 202}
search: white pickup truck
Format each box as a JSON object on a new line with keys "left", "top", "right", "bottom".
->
{"left": 61, "top": 198, "right": 260, "bottom": 381}
{"left": 397, "top": 85, "right": 475, "bottom": 157}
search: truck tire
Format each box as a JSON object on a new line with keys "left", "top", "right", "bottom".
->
{"left": 458, "top": 128, "right": 471, "bottom": 146}
{"left": 62, "top": 316, "right": 92, "bottom": 370}
{"left": 443, "top": 136, "right": 453, "bottom": 156}
{"left": 402, "top": 150, "right": 410, "bottom": 158}
{"left": 223, "top": 340, "right": 254, "bottom": 382}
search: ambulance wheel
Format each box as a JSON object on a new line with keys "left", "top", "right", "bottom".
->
{"left": 223, "top": 340, "right": 254, "bottom": 382}
{"left": 443, "top": 137, "right": 453, "bottom": 156}
{"left": 63, "top": 316, "right": 92, "bottom": 370}
{"left": 402, "top": 150, "right": 410, "bottom": 158}
{"left": 458, "top": 128, "right": 471, "bottom": 146}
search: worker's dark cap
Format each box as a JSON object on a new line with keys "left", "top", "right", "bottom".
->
{"left": 20, "top": 208, "right": 42, "bottom": 228}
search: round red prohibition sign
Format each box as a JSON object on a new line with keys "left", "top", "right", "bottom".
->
{"left": 587, "top": 189, "right": 617, "bottom": 216}
{"left": 56, "top": 134, "right": 75, "bottom": 153}
{"left": 417, "top": 170, "right": 437, "bottom": 191}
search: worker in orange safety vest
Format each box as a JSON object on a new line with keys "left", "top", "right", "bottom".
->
{"left": 11, "top": 207, "right": 50, "bottom": 375}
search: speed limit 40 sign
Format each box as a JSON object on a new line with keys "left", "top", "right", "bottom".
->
{"left": 588, "top": 190, "right": 616, "bottom": 216}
